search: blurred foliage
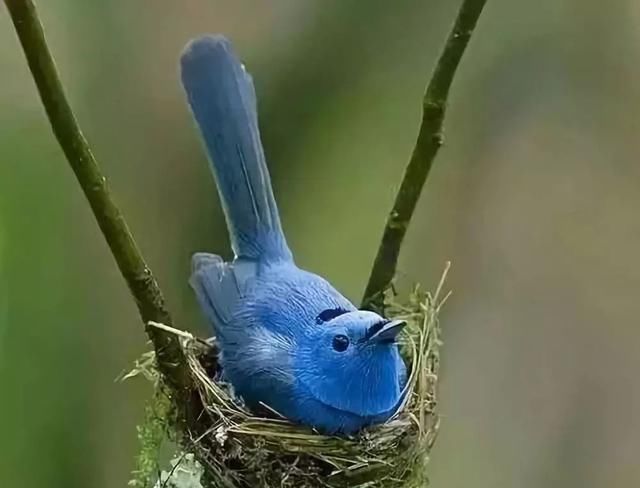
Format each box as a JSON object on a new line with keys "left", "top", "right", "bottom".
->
{"left": 2, "top": 0, "right": 640, "bottom": 487}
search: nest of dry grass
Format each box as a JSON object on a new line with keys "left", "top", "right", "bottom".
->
{"left": 141, "top": 269, "right": 448, "bottom": 488}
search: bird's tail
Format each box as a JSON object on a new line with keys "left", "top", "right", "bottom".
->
{"left": 180, "top": 35, "right": 291, "bottom": 262}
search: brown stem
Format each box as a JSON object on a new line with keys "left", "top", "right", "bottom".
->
{"left": 362, "top": 0, "right": 488, "bottom": 311}
{"left": 3, "top": 0, "right": 192, "bottom": 394}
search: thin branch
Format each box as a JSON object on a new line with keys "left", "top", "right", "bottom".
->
{"left": 4, "top": 0, "right": 192, "bottom": 394}
{"left": 362, "top": 0, "right": 488, "bottom": 310}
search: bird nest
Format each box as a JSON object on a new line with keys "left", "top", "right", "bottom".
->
{"left": 136, "top": 271, "right": 448, "bottom": 488}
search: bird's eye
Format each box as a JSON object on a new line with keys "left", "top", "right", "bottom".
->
{"left": 332, "top": 334, "right": 350, "bottom": 352}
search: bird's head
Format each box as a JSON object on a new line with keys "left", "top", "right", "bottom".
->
{"left": 294, "top": 309, "right": 407, "bottom": 419}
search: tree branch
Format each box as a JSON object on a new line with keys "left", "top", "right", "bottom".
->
{"left": 3, "top": 0, "right": 192, "bottom": 394}
{"left": 362, "top": 0, "right": 488, "bottom": 310}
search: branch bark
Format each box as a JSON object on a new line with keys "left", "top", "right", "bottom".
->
{"left": 3, "top": 0, "right": 192, "bottom": 395}
{"left": 362, "top": 0, "right": 488, "bottom": 310}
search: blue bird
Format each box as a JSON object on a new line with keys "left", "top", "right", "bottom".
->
{"left": 180, "top": 35, "right": 406, "bottom": 434}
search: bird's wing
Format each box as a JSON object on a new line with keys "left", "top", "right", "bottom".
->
{"left": 190, "top": 252, "right": 257, "bottom": 336}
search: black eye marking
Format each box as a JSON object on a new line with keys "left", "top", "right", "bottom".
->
{"left": 332, "top": 334, "right": 350, "bottom": 352}
{"left": 362, "top": 320, "right": 389, "bottom": 342}
{"left": 316, "top": 307, "right": 349, "bottom": 324}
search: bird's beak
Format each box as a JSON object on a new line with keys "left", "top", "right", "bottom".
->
{"left": 370, "top": 319, "right": 406, "bottom": 343}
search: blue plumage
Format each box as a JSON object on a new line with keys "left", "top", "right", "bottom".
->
{"left": 181, "top": 35, "right": 406, "bottom": 434}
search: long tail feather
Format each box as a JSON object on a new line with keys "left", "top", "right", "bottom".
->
{"left": 180, "top": 35, "right": 291, "bottom": 262}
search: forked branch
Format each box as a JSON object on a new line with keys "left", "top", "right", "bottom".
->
{"left": 4, "top": 0, "right": 488, "bottom": 437}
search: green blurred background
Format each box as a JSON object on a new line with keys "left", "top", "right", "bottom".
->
{"left": 2, "top": 0, "right": 640, "bottom": 486}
